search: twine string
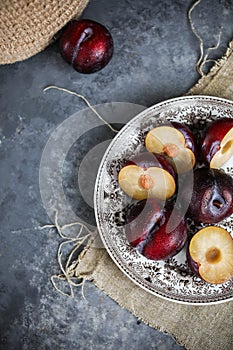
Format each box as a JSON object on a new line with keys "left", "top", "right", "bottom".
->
{"left": 42, "top": 84, "right": 118, "bottom": 297}
{"left": 40, "top": 212, "right": 94, "bottom": 298}
{"left": 188, "top": 0, "right": 204, "bottom": 76}
{"left": 188, "top": 0, "right": 222, "bottom": 76}
{"left": 43, "top": 85, "right": 118, "bottom": 133}
{"left": 199, "top": 27, "right": 222, "bottom": 74}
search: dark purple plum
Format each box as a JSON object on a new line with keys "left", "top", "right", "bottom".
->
{"left": 125, "top": 199, "right": 164, "bottom": 248}
{"left": 59, "top": 19, "right": 113, "bottom": 74}
{"left": 142, "top": 205, "right": 188, "bottom": 260}
{"left": 181, "top": 167, "right": 233, "bottom": 223}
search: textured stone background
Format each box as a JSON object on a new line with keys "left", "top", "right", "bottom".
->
{"left": 0, "top": 0, "right": 232, "bottom": 349}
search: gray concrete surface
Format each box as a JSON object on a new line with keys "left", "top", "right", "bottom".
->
{"left": 0, "top": 0, "right": 232, "bottom": 349}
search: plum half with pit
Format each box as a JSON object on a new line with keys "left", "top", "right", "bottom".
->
{"left": 142, "top": 205, "right": 188, "bottom": 260}
{"left": 201, "top": 118, "right": 233, "bottom": 169}
{"left": 125, "top": 199, "right": 164, "bottom": 248}
{"left": 118, "top": 152, "right": 176, "bottom": 200}
{"left": 145, "top": 122, "right": 197, "bottom": 173}
{"left": 188, "top": 226, "right": 233, "bottom": 284}
{"left": 181, "top": 167, "right": 233, "bottom": 223}
{"left": 59, "top": 19, "right": 113, "bottom": 74}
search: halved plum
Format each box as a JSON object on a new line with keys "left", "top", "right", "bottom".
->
{"left": 201, "top": 118, "right": 233, "bottom": 169}
{"left": 145, "top": 122, "right": 197, "bottom": 173}
{"left": 188, "top": 226, "right": 233, "bottom": 284}
{"left": 118, "top": 152, "right": 176, "bottom": 200}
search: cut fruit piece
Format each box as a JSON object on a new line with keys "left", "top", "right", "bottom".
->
{"left": 118, "top": 165, "right": 176, "bottom": 200}
{"left": 169, "top": 147, "right": 195, "bottom": 174}
{"left": 188, "top": 226, "right": 233, "bottom": 284}
{"left": 145, "top": 122, "right": 196, "bottom": 173}
{"left": 181, "top": 167, "right": 233, "bottom": 224}
{"left": 142, "top": 205, "right": 188, "bottom": 260}
{"left": 201, "top": 118, "right": 233, "bottom": 169}
{"left": 118, "top": 152, "right": 176, "bottom": 200}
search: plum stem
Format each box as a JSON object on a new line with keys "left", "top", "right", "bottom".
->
{"left": 213, "top": 200, "right": 223, "bottom": 209}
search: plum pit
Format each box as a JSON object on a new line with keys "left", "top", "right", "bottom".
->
{"left": 205, "top": 247, "right": 222, "bottom": 264}
{"left": 163, "top": 143, "right": 180, "bottom": 158}
{"left": 138, "top": 174, "right": 155, "bottom": 190}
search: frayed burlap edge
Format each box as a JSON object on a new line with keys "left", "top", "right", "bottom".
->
{"left": 188, "top": 40, "right": 233, "bottom": 98}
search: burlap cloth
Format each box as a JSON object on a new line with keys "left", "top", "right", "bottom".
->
{"left": 0, "top": 0, "right": 89, "bottom": 64}
{"left": 74, "top": 41, "right": 233, "bottom": 350}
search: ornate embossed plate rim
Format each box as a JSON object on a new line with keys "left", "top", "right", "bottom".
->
{"left": 94, "top": 95, "right": 233, "bottom": 305}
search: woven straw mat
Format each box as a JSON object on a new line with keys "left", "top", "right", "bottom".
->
{"left": 0, "top": 0, "right": 89, "bottom": 64}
